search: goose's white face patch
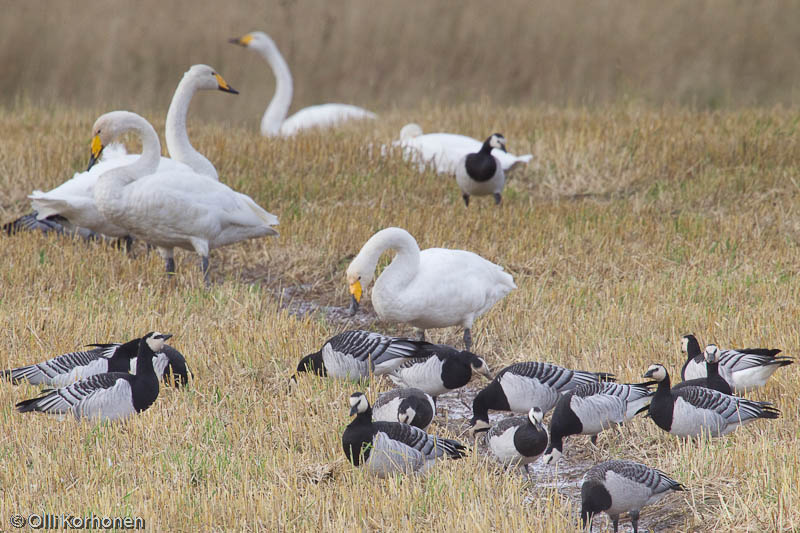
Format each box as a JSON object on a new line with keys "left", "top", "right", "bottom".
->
{"left": 474, "top": 358, "right": 492, "bottom": 378}
{"left": 704, "top": 345, "right": 720, "bottom": 363}
{"left": 349, "top": 393, "right": 369, "bottom": 414}
{"left": 146, "top": 332, "right": 167, "bottom": 353}
{"left": 489, "top": 135, "right": 506, "bottom": 151}
{"left": 398, "top": 406, "right": 416, "bottom": 424}
{"left": 528, "top": 407, "right": 544, "bottom": 425}
{"left": 681, "top": 337, "right": 689, "bottom": 352}
{"left": 542, "top": 448, "right": 561, "bottom": 465}
{"left": 646, "top": 364, "right": 667, "bottom": 382}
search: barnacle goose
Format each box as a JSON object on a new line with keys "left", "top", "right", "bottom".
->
{"left": 470, "top": 361, "right": 614, "bottom": 433}
{"left": 581, "top": 460, "right": 685, "bottom": 533}
{"left": 293, "top": 330, "right": 432, "bottom": 380}
{"left": 372, "top": 388, "right": 436, "bottom": 430}
{"left": 481, "top": 407, "right": 548, "bottom": 475}
{"left": 386, "top": 344, "right": 492, "bottom": 397}
{"left": 2, "top": 338, "right": 191, "bottom": 387}
{"left": 644, "top": 364, "right": 780, "bottom": 437}
{"left": 673, "top": 345, "right": 731, "bottom": 395}
{"left": 542, "top": 381, "right": 653, "bottom": 465}
{"left": 681, "top": 334, "right": 793, "bottom": 392}
{"left": 342, "top": 392, "right": 467, "bottom": 477}
{"left": 455, "top": 133, "right": 507, "bottom": 206}
{"left": 16, "top": 332, "right": 169, "bottom": 422}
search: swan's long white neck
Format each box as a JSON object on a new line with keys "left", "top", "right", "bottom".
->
{"left": 94, "top": 114, "right": 161, "bottom": 218}
{"left": 165, "top": 74, "right": 218, "bottom": 179}
{"left": 251, "top": 39, "right": 294, "bottom": 136}
{"left": 358, "top": 228, "right": 421, "bottom": 290}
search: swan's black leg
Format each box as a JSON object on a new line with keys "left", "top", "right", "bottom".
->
{"left": 201, "top": 256, "right": 210, "bottom": 286}
{"left": 463, "top": 328, "right": 472, "bottom": 351}
{"left": 462, "top": 194, "right": 470, "bottom": 206}
{"left": 494, "top": 193, "right": 502, "bottom": 205}
{"left": 165, "top": 257, "right": 175, "bottom": 275}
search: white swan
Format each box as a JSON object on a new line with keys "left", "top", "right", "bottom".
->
{"left": 28, "top": 65, "right": 238, "bottom": 238}
{"left": 346, "top": 227, "right": 516, "bottom": 350}
{"left": 229, "top": 31, "right": 377, "bottom": 137}
{"left": 89, "top": 111, "right": 278, "bottom": 282}
{"left": 394, "top": 123, "right": 533, "bottom": 175}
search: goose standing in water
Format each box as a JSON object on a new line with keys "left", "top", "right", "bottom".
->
{"left": 89, "top": 111, "right": 278, "bottom": 282}
{"left": 346, "top": 227, "right": 515, "bottom": 350}
{"left": 394, "top": 123, "right": 532, "bottom": 175}
{"left": 13, "top": 65, "right": 238, "bottom": 240}
{"left": 16, "top": 332, "right": 169, "bottom": 422}
{"left": 229, "top": 31, "right": 376, "bottom": 137}
{"left": 455, "top": 133, "right": 507, "bottom": 206}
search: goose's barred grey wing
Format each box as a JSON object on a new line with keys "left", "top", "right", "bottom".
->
{"left": 16, "top": 372, "right": 129, "bottom": 414}
{"left": 676, "top": 386, "right": 779, "bottom": 421}
{"left": 502, "top": 362, "right": 615, "bottom": 389}
{"left": 3, "top": 212, "right": 65, "bottom": 235}
{"left": 719, "top": 349, "right": 793, "bottom": 370}
{"left": 591, "top": 460, "right": 686, "bottom": 494}
{"left": 2, "top": 345, "right": 117, "bottom": 385}
{"left": 372, "top": 421, "right": 466, "bottom": 459}
{"left": 327, "top": 330, "right": 389, "bottom": 362}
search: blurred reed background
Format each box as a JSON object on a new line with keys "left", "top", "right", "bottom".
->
{"left": 3, "top": 0, "right": 800, "bottom": 126}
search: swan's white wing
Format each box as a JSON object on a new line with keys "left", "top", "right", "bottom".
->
{"left": 280, "top": 104, "right": 376, "bottom": 136}
{"left": 117, "top": 171, "right": 278, "bottom": 248}
{"left": 396, "top": 133, "right": 531, "bottom": 174}
{"left": 30, "top": 154, "right": 195, "bottom": 236}
{"left": 381, "top": 248, "right": 515, "bottom": 328}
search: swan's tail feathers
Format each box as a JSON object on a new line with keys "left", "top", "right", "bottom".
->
{"left": 3, "top": 211, "right": 66, "bottom": 235}
{"left": 28, "top": 191, "right": 72, "bottom": 221}
{"left": 242, "top": 195, "right": 279, "bottom": 228}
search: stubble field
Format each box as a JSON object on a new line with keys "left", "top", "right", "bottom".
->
{"left": 0, "top": 103, "right": 799, "bottom": 531}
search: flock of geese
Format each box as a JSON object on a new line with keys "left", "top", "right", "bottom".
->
{"left": 2, "top": 30, "right": 793, "bottom": 533}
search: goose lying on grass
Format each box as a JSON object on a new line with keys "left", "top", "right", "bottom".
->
{"left": 346, "top": 227, "right": 515, "bottom": 350}
{"left": 89, "top": 111, "right": 278, "bottom": 282}
{"left": 2, "top": 337, "right": 190, "bottom": 388}
{"left": 342, "top": 392, "right": 466, "bottom": 477}
{"left": 16, "top": 332, "right": 170, "bottom": 422}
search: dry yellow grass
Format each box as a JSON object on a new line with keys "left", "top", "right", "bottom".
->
{"left": 4, "top": 0, "right": 800, "bottom": 118}
{"left": 0, "top": 102, "right": 799, "bottom": 532}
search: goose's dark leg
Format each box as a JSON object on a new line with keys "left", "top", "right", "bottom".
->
{"left": 416, "top": 329, "right": 426, "bottom": 342}
{"left": 462, "top": 194, "right": 470, "bottom": 207}
{"left": 611, "top": 515, "right": 620, "bottom": 533}
{"left": 463, "top": 328, "right": 472, "bottom": 351}
{"left": 201, "top": 256, "right": 210, "bottom": 286}
{"left": 629, "top": 510, "right": 640, "bottom": 533}
{"left": 165, "top": 257, "right": 175, "bottom": 275}
{"left": 590, "top": 435, "right": 598, "bottom": 446}
{"left": 494, "top": 193, "right": 502, "bottom": 205}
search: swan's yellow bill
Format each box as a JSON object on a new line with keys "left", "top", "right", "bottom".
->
{"left": 214, "top": 73, "right": 233, "bottom": 92}
{"left": 239, "top": 34, "right": 254, "bottom": 45}
{"left": 349, "top": 281, "right": 362, "bottom": 302}
{"left": 90, "top": 135, "right": 103, "bottom": 158}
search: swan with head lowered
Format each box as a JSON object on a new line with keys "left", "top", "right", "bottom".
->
{"left": 395, "top": 123, "right": 533, "bottom": 175}
{"left": 346, "top": 227, "right": 515, "bottom": 350}
{"left": 19, "top": 65, "right": 238, "bottom": 239}
{"left": 229, "top": 31, "right": 377, "bottom": 137}
{"left": 89, "top": 111, "right": 278, "bottom": 282}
